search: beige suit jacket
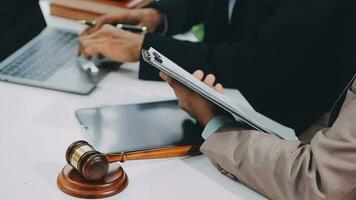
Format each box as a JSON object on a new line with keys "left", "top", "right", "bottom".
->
{"left": 200, "top": 77, "right": 356, "bottom": 200}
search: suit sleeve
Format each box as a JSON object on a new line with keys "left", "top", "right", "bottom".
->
{"left": 200, "top": 91, "right": 356, "bottom": 200}
{"left": 153, "top": 0, "right": 207, "bottom": 36}
{"left": 140, "top": 0, "right": 346, "bottom": 84}
{"left": 139, "top": 0, "right": 343, "bottom": 83}
{"left": 139, "top": 0, "right": 350, "bottom": 132}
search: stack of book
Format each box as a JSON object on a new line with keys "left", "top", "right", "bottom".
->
{"left": 50, "top": 0, "right": 152, "bottom": 21}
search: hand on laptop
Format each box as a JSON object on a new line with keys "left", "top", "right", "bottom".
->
{"left": 79, "top": 24, "right": 144, "bottom": 62}
{"left": 160, "top": 70, "right": 225, "bottom": 126}
{"left": 78, "top": 8, "right": 164, "bottom": 62}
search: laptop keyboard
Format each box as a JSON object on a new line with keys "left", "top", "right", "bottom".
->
{"left": 0, "top": 29, "right": 78, "bottom": 82}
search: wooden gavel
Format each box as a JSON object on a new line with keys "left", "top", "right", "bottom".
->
{"left": 66, "top": 141, "right": 201, "bottom": 181}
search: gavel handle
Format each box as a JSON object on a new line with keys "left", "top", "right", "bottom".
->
{"left": 106, "top": 145, "right": 201, "bottom": 163}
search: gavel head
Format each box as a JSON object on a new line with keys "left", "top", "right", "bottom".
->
{"left": 66, "top": 141, "right": 109, "bottom": 181}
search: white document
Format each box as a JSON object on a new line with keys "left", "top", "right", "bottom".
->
{"left": 142, "top": 48, "right": 296, "bottom": 140}
{"left": 223, "top": 89, "right": 255, "bottom": 111}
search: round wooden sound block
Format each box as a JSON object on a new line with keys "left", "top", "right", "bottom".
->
{"left": 57, "top": 164, "right": 128, "bottom": 199}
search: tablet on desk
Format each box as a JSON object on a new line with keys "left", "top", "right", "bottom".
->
{"left": 75, "top": 100, "right": 204, "bottom": 153}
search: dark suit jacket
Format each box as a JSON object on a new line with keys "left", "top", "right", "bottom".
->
{"left": 139, "top": 0, "right": 354, "bottom": 135}
{"left": 0, "top": 1, "right": 46, "bottom": 61}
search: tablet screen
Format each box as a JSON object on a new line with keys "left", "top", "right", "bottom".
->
{"left": 75, "top": 101, "right": 204, "bottom": 153}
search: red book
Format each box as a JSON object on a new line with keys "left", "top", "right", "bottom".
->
{"left": 50, "top": 0, "right": 152, "bottom": 21}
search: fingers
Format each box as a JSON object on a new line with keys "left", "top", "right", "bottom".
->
{"left": 78, "top": 25, "right": 113, "bottom": 57}
{"left": 160, "top": 71, "right": 185, "bottom": 93}
{"left": 80, "top": 27, "right": 94, "bottom": 36}
{"left": 161, "top": 70, "right": 225, "bottom": 97}
{"left": 193, "top": 70, "right": 224, "bottom": 93}
{"left": 159, "top": 71, "right": 169, "bottom": 82}
{"left": 80, "top": 38, "right": 110, "bottom": 58}
{"left": 193, "top": 70, "right": 216, "bottom": 87}
{"left": 80, "top": 24, "right": 117, "bottom": 41}
{"left": 80, "top": 37, "right": 109, "bottom": 48}
{"left": 159, "top": 72, "right": 175, "bottom": 86}
{"left": 94, "top": 15, "right": 115, "bottom": 31}
{"left": 78, "top": 15, "right": 119, "bottom": 56}
{"left": 78, "top": 25, "right": 126, "bottom": 58}
{"left": 80, "top": 39, "right": 99, "bottom": 58}
{"left": 160, "top": 71, "right": 188, "bottom": 104}
{"left": 204, "top": 74, "right": 216, "bottom": 87}
{"left": 78, "top": 27, "right": 92, "bottom": 56}
{"left": 193, "top": 70, "right": 204, "bottom": 80}
{"left": 93, "top": 12, "right": 129, "bottom": 31}
{"left": 82, "top": 45, "right": 100, "bottom": 59}
{"left": 214, "top": 83, "right": 224, "bottom": 93}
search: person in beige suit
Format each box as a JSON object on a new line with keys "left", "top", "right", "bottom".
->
{"left": 160, "top": 70, "right": 356, "bottom": 200}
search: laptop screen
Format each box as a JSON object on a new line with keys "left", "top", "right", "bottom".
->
{"left": 0, "top": 1, "right": 46, "bottom": 61}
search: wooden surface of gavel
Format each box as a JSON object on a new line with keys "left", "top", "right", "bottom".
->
{"left": 66, "top": 141, "right": 201, "bottom": 181}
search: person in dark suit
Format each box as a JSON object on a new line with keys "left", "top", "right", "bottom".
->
{"left": 0, "top": 0, "right": 46, "bottom": 61}
{"left": 78, "top": 0, "right": 354, "bottom": 136}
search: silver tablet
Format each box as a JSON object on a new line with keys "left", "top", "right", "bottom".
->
{"left": 75, "top": 100, "right": 204, "bottom": 153}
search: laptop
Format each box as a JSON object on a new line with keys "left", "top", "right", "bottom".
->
{"left": 0, "top": 2, "right": 111, "bottom": 95}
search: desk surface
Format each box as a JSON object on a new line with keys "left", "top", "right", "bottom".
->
{"left": 0, "top": 1, "right": 267, "bottom": 199}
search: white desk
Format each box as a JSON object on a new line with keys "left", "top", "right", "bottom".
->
{"left": 0, "top": 1, "right": 267, "bottom": 199}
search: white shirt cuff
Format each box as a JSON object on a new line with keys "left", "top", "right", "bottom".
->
{"left": 202, "top": 116, "right": 234, "bottom": 140}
